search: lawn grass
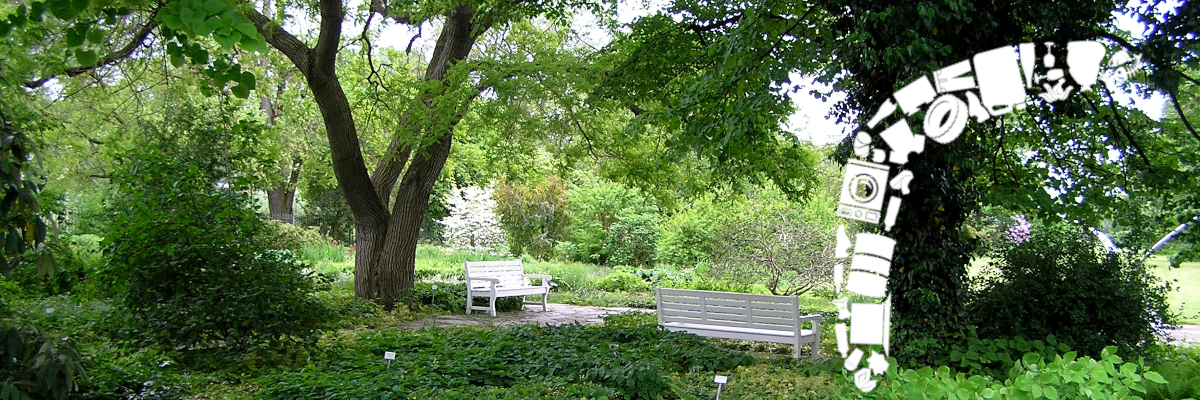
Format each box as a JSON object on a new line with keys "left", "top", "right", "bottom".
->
{"left": 1147, "top": 256, "right": 1200, "bottom": 325}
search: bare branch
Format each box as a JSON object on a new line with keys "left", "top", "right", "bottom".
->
{"left": 246, "top": 9, "right": 313, "bottom": 73}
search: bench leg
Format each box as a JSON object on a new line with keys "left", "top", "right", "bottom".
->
{"left": 489, "top": 295, "right": 497, "bottom": 317}
{"left": 465, "top": 290, "right": 472, "bottom": 315}
{"left": 541, "top": 292, "right": 548, "bottom": 311}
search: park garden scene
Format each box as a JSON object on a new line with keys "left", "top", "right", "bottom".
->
{"left": 2, "top": 0, "right": 1200, "bottom": 398}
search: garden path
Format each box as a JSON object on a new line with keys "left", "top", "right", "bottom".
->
{"left": 396, "top": 304, "right": 1200, "bottom": 349}
{"left": 397, "top": 303, "right": 651, "bottom": 330}
{"left": 1168, "top": 325, "right": 1200, "bottom": 346}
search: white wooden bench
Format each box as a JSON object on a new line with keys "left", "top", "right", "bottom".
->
{"left": 655, "top": 288, "right": 822, "bottom": 358}
{"left": 464, "top": 260, "right": 553, "bottom": 317}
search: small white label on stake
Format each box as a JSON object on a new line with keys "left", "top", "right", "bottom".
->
{"left": 714, "top": 375, "right": 727, "bottom": 384}
{"left": 384, "top": 352, "right": 396, "bottom": 360}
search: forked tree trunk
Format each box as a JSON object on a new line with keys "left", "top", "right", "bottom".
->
{"left": 249, "top": 0, "right": 484, "bottom": 307}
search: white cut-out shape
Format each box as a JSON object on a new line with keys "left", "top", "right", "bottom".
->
{"left": 871, "top": 149, "right": 886, "bottom": 163}
{"left": 1100, "top": 50, "right": 1141, "bottom": 89}
{"left": 846, "top": 270, "right": 888, "bottom": 298}
{"left": 838, "top": 159, "right": 890, "bottom": 224}
{"left": 854, "top": 368, "right": 878, "bottom": 392}
{"left": 1019, "top": 43, "right": 1036, "bottom": 88}
{"left": 850, "top": 302, "right": 886, "bottom": 346}
{"left": 866, "top": 351, "right": 889, "bottom": 375}
{"left": 833, "top": 296, "right": 851, "bottom": 320}
{"left": 836, "top": 224, "right": 852, "bottom": 258}
{"left": 867, "top": 99, "right": 898, "bottom": 129}
{"left": 893, "top": 76, "right": 937, "bottom": 115}
{"left": 1043, "top": 42, "right": 1056, "bottom": 67}
{"left": 884, "top": 196, "right": 901, "bottom": 232}
{"left": 879, "top": 120, "right": 925, "bottom": 165}
{"left": 836, "top": 323, "right": 850, "bottom": 357}
{"left": 834, "top": 263, "right": 845, "bottom": 293}
{"left": 923, "top": 94, "right": 969, "bottom": 144}
{"left": 933, "top": 59, "right": 975, "bottom": 93}
{"left": 973, "top": 46, "right": 1027, "bottom": 116}
{"left": 844, "top": 348, "right": 865, "bottom": 371}
{"left": 1038, "top": 80, "right": 1074, "bottom": 102}
{"left": 888, "top": 170, "right": 913, "bottom": 195}
{"left": 855, "top": 233, "right": 896, "bottom": 261}
{"left": 853, "top": 131, "right": 872, "bottom": 158}
{"left": 964, "top": 91, "right": 991, "bottom": 122}
{"left": 1067, "top": 41, "right": 1106, "bottom": 91}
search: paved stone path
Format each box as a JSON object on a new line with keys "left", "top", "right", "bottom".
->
{"left": 398, "top": 303, "right": 651, "bottom": 330}
{"left": 1168, "top": 325, "right": 1200, "bottom": 346}
{"left": 397, "top": 304, "right": 1200, "bottom": 348}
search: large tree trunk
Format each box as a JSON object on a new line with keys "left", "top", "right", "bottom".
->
{"left": 249, "top": 0, "right": 484, "bottom": 307}
{"left": 266, "top": 157, "right": 302, "bottom": 223}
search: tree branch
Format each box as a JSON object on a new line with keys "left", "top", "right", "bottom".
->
{"left": 369, "top": 0, "right": 415, "bottom": 25}
{"left": 246, "top": 9, "right": 313, "bottom": 73}
{"left": 25, "top": 8, "right": 162, "bottom": 88}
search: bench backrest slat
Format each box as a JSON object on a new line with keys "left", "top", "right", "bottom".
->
{"left": 656, "top": 288, "right": 799, "bottom": 332}
{"left": 465, "top": 261, "right": 526, "bottom": 289}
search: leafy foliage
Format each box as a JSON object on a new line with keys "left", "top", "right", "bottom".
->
{"left": 966, "top": 221, "right": 1174, "bottom": 359}
{"left": 255, "top": 316, "right": 755, "bottom": 400}
{"left": 593, "top": 271, "right": 652, "bottom": 293}
{"left": 102, "top": 101, "right": 329, "bottom": 352}
{"left": 839, "top": 347, "right": 1171, "bottom": 400}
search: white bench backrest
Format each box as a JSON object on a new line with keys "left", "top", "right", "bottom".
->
{"left": 656, "top": 288, "right": 799, "bottom": 332}
{"left": 465, "top": 261, "right": 526, "bottom": 289}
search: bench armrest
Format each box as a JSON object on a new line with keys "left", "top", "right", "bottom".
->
{"left": 798, "top": 314, "right": 823, "bottom": 330}
{"left": 523, "top": 274, "right": 553, "bottom": 286}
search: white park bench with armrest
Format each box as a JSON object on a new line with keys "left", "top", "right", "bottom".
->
{"left": 655, "top": 287, "right": 822, "bottom": 358}
{"left": 464, "top": 260, "right": 553, "bottom": 317}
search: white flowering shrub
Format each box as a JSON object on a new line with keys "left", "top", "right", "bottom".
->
{"left": 439, "top": 185, "right": 509, "bottom": 254}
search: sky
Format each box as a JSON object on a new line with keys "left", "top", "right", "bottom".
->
{"left": 353, "top": 0, "right": 1167, "bottom": 147}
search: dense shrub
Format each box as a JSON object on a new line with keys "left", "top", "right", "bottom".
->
{"left": 594, "top": 271, "right": 652, "bottom": 293}
{"left": 102, "top": 104, "right": 330, "bottom": 352}
{"left": 0, "top": 323, "right": 86, "bottom": 400}
{"left": 966, "top": 221, "right": 1174, "bottom": 359}
{"left": 562, "top": 176, "right": 655, "bottom": 265}
{"left": 656, "top": 204, "right": 720, "bottom": 267}
{"left": 603, "top": 213, "right": 659, "bottom": 267}
{"left": 262, "top": 219, "right": 329, "bottom": 253}
{"left": 6, "top": 234, "right": 103, "bottom": 297}
{"left": 494, "top": 176, "right": 572, "bottom": 259}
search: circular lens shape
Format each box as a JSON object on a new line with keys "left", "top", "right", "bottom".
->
{"left": 849, "top": 174, "right": 878, "bottom": 203}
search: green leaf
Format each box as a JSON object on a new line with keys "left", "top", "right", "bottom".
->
{"left": 70, "top": 0, "right": 90, "bottom": 13}
{"left": 1043, "top": 386, "right": 1058, "bottom": 400}
{"left": 86, "top": 27, "right": 106, "bottom": 44}
{"left": 213, "top": 32, "right": 240, "bottom": 49}
{"left": 238, "top": 71, "right": 256, "bottom": 90}
{"left": 0, "top": 21, "right": 11, "bottom": 37}
{"left": 1022, "top": 353, "right": 1042, "bottom": 367}
{"left": 170, "top": 52, "right": 185, "bottom": 68}
{"left": 230, "top": 83, "right": 250, "bottom": 98}
{"left": 1143, "top": 371, "right": 1167, "bottom": 384}
{"left": 65, "top": 25, "right": 85, "bottom": 47}
{"left": 75, "top": 49, "right": 98, "bottom": 66}
{"left": 30, "top": 2, "right": 47, "bottom": 22}
{"left": 232, "top": 22, "right": 258, "bottom": 38}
